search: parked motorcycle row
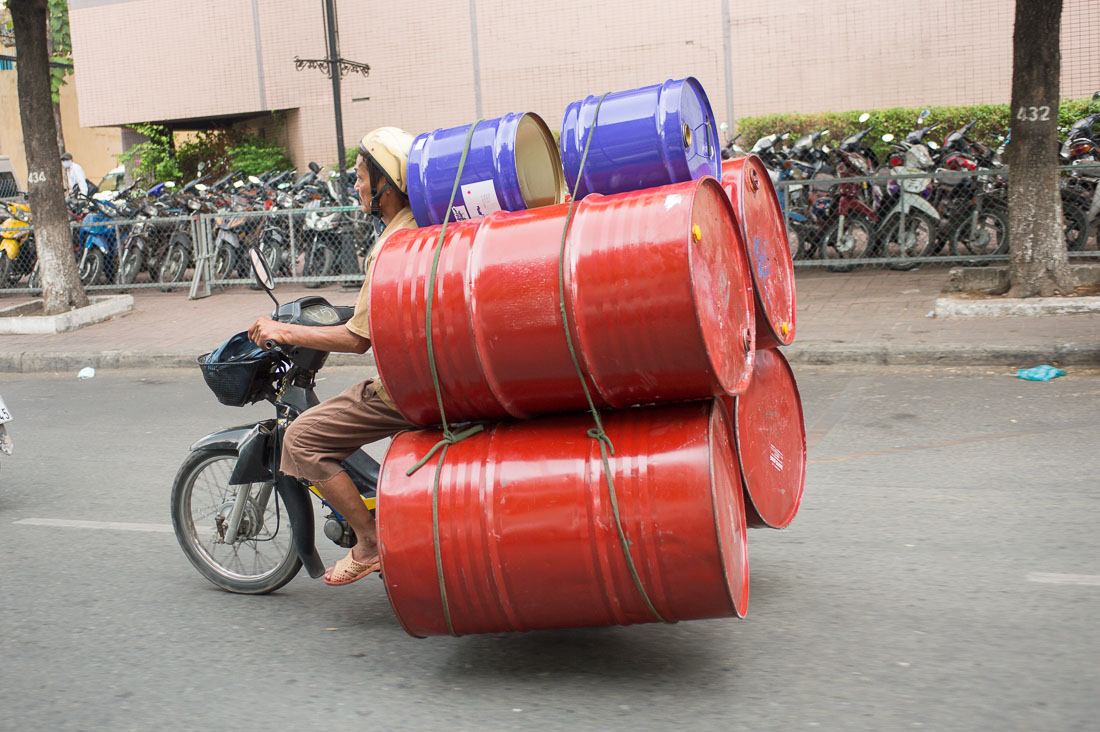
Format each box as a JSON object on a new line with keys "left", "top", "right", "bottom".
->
{"left": 721, "top": 98, "right": 1100, "bottom": 272}
{"left": 0, "top": 163, "right": 383, "bottom": 291}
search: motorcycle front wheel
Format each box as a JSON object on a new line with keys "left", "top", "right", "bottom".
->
{"left": 171, "top": 449, "right": 302, "bottom": 594}
{"left": 79, "top": 248, "right": 105, "bottom": 286}
{"left": 158, "top": 244, "right": 189, "bottom": 289}
{"left": 302, "top": 245, "right": 333, "bottom": 289}
{"left": 819, "top": 214, "right": 874, "bottom": 272}
{"left": 119, "top": 246, "right": 143, "bottom": 285}
{"left": 0, "top": 254, "right": 13, "bottom": 288}
{"left": 883, "top": 211, "right": 939, "bottom": 271}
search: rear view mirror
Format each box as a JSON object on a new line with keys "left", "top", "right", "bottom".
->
{"left": 164, "top": 181, "right": 176, "bottom": 188}
{"left": 858, "top": 112, "right": 871, "bottom": 123}
{"left": 927, "top": 141, "right": 939, "bottom": 150}
{"left": 918, "top": 109, "right": 931, "bottom": 122}
{"left": 882, "top": 133, "right": 895, "bottom": 142}
{"left": 250, "top": 246, "right": 276, "bottom": 295}
{"left": 195, "top": 183, "right": 208, "bottom": 192}
{"left": 249, "top": 175, "right": 262, "bottom": 184}
{"left": 308, "top": 161, "right": 321, "bottom": 173}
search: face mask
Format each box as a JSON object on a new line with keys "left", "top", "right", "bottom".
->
{"left": 62, "top": 160, "right": 72, "bottom": 169}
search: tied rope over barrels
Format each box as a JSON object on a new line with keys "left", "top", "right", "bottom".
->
{"left": 404, "top": 119, "right": 487, "bottom": 637}
{"left": 556, "top": 94, "right": 670, "bottom": 625}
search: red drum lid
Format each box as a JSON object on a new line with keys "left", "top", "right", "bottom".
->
{"left": 727, "top": 348, "right": 806, "bottom": 529}
{"left": 687, "top": 177, "right": 756, "bottom": 397}
{"left": 721, "top": 156, "right": 796, "bottom": 347}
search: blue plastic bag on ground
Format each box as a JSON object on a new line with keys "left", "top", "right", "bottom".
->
{"left": 1017, "top": 365, "right": 1066, "bottom": 382}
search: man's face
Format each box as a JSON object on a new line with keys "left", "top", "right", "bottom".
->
{"left": 353, "top": 154, "right": 373, "bottom": 214}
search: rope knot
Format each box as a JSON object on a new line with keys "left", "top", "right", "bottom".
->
{"left": 586, "top": 426, "right": 615, "bottom": 456}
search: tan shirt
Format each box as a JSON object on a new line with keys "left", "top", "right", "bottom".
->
{"left": 346, "top": 205, "right": 418, "bottom": 408}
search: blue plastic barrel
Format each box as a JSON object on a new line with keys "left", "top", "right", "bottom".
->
{"left": 407, "top": 113, "right": 564, "bottom": 227}
{"left": 560, "top": 77, "right": 720, "bottom": 200}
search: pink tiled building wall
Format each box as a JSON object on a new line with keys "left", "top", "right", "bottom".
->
{"left": 68, "top": 0, "right": 1100, "bottom": 170}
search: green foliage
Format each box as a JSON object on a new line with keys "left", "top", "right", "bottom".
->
{"left": 226, "top": 136, "right": 292, "bottom": 177}
{"left": 734, "top": 97, "right": 1099, "bottom": 162}
{"left": 119, "top": 125, "right": 293, "bottom": 185}
{"left": 117, "top": 123, "right": 182, "bottom": 187}
{"left": 47, "top": 0, "right": 71, "bottom": 102}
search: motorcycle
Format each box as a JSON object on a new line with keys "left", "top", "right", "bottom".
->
{"left": 0, "top": 393, "right": 12, "bottom": 474}
{"left": 172, "top": 247, "right": 377, "bottom": 593}
{"left": 301, "top": 174, "right": 368, "bottom": 288}
{"left": 0, "top": 199, "right": 34, "bottom": 287}
{"left": 74, "top": 195, "right": 121, "bottom": 285}
{"left": 929, "top": 120, "right": 1009, "bottom": 259}
{"left": 1060, "top": 91, "right": 1100, "bottom": 250}
{"left": 873, "top": 109, "right": 943, "bottom": 270}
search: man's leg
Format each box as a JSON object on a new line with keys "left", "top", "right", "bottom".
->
{"left": 313, "top": 470, "right": 379, "bottom": 565}
{"left": 280, "top": 379, "right": 411, "bottom": 578}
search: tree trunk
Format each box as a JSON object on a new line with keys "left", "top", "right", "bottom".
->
{"left": 10, "top": 0, "right": 87, "bottom": 315}
{"left": 1004, "top": 0, "right": 1075, "bottom": 298}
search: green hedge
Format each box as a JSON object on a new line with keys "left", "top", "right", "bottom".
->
{"left": 733, "top": 97, "right": 1098, "bottom": 161}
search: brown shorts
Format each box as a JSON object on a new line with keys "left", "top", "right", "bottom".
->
{"left": 280, "top": 379, "right": 412, "bottom": 483}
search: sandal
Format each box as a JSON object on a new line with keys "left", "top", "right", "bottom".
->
{"left": 322, "top": 550, "right": 381, "bottom": 586}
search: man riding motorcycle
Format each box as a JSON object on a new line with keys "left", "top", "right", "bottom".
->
{"left": 247, "top": 127, "right": 418, "bottom": 586}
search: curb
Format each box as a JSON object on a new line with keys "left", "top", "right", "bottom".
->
{"left": 1, "top": 344, "right": 1096, "bottom": 373}
{"left": 778, "top": 341, "right": 1100, "bottom": 367}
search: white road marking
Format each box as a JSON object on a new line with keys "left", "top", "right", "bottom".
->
{"left": 1027, "top": 572, "right": 1100, "bottom": 586}
{"left": 14, "top": 518, "right": 173, "bottom": 533}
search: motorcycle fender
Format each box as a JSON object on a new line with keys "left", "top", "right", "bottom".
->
{"left": 837, "top": 198, "right": 877, "bottom": 220}
{"left": 87, "top": 236, "right": 111, "bottom": 254}
{"left": 227, "top": 423, "right": 276, "bottom": 486}
{"left": 168, "top": 231, "right": 192, "bottom": 248}
{"left": 1, "top": 238, "right": 18, "bottom": 259}
{"left": 1088, "top": 184, "right": 1100, "bottom": 220}
{"left": 189, "top": 421, "right": 273, "bottom": 453}
{"left": 901, "top": 193, "right": 940, "bottom": 220}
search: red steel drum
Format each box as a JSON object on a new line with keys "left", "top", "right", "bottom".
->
{"left": 376, "top": 401, "right": 749, "bottom": 637}
{"left": 720, "top": 348, "right": 806, "bottom": 529}
{"left": 721, "top": 155, "right": 797, "bottom": 349}
{"left": 369, "top": 177, "right": 755, "bottom": 426}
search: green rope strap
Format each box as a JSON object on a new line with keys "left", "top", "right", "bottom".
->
{"left": 403, "top": 119, "right": 487, "bottom": 637}
{"left": 558, "top": 95, "right": 669, "bottom": 624}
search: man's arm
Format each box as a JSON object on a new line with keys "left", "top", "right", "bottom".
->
{"left": 247, "top": 319, "right": 370, "bottom": 354}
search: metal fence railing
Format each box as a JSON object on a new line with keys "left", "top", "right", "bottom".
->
{"left": 0, "top": 205, "right": 382, "bottom": 297}
{"left": 776, "top": 163, "right": 1100, "bottom": 271}
{"left": 2, "top": 166, "right": 1098, "bottom": 297}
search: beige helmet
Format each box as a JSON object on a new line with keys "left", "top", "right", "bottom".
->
{"left": 358, "top": 126, "right": 415, "bottom": 195}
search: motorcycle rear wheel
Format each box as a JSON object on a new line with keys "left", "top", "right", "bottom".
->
{"left": 1063, "top": 200, "right": 1090, "bottom": 251}
{"left": 171, "top": 448, "right": 302, "bottom": 594}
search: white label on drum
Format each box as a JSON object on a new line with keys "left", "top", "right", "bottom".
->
{"left": 461, "top": 179, "right": 502, "bottom": 219}
{"left": 769, "top": 444, "right": 784, "bottom": 471}
{"left": 664, "top": 194, "right": 683, "bottom": 211}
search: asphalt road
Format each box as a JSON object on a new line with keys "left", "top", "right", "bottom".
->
{"left": 1, "top": 364, "right": 1097, "bottom": 732}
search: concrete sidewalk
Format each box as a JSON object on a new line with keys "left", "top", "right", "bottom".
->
{"left": 0, "top": 268, "right": 1097, "bottom": 372}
